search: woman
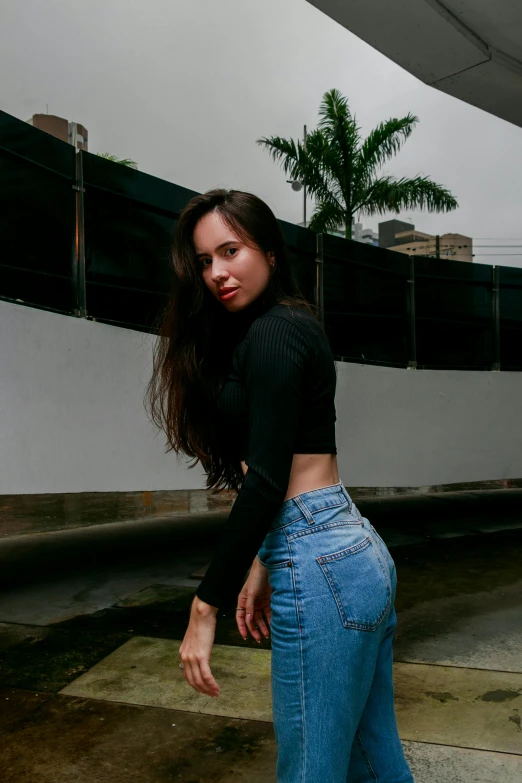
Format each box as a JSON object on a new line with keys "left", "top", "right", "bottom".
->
{"left": 146, "top": 188, "right": 414, "bottom": 783}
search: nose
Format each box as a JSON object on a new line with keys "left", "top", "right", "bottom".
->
{"left": 210, "top": 259, "right": 230, "bottom": 284}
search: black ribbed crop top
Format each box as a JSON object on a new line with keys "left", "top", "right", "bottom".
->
{"left": 195, "top": 302, "right": 337, "bottom": 610}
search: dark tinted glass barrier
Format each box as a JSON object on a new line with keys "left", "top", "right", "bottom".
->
{"left": 278, "top": 220, "right": 317, "bottom": 306}
{"left": 498, "top": 266, "right": 522, "bottom": 371}
{"left": 415, "top": 257, "right": 495, "bottom": 370}
{"left": 1, "top": 110, "right": 520, "bottom": 370}
{"left": 82, "top": 152, "right": 190, "bottom": 330}
{"left": 322, "top": 234, "right": 410, "bottom": 367}
{"left": 0, "top": 112, "right": 75, "bottom": 313}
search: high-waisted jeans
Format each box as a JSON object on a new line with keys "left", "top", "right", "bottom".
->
{"left": 256, "top": 479, "right": 414, "bottom": 783}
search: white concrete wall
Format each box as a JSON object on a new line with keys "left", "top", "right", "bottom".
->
{"left": 335, "top": 361, "right": 522, "bottom": 487}
{"left": 1, "top": 300, "right": 521, "bottom": 494}
{"left": 0, "top": 301, "right": 207, "bottom": 495}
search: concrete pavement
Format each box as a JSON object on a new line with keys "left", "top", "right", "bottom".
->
{"left": 1, "top": 487, "right": 521, "bottom": 781}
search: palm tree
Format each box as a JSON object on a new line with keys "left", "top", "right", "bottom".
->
{"left": 257, "top": 89, "right": 457, "bottom": 240}
{"left": 96, "top": 152, "right": 138, "bottom": 169}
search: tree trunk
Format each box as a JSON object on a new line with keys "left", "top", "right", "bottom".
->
{"left": 345, "top": 212, "right": 352, "bottom": 240}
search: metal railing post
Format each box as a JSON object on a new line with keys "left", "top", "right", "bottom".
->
{"left": 315, "top": 233, "right": 324, "bottom": 326}
{"left": 407, "top": 255, "right": 417, "bottom": 369}
{"left": 72, "top": 149, "right": 87, "bottom": 318}
{"left": 492, "top": 265, "right": 500, "bottom": 371}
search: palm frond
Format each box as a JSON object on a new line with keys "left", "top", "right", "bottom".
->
{"left": 256, "top": 136, "right": 300, "bottom": 178}
{"left": 257, "top": 88, "right": 458, "bottom": 234}
{"left": 317, "top": 89, "right": 353, "bottom": 137}
{"left": 96, "top": 152, "right": 138, "bottom": 169}
{"left": 317, "top": 89, "right": 360, "bottom": 202}
{"left": 257, "top": 131, "right": 343, "bottom": 210}
{"left": 356, "top": 115, "right": 418, "bottom": 183}
{"left": 300, "top": 130, "right": 345, "bottom": 206}
{"left": 355, "top": 175, "right": 458, "bottom": 216}
{"left": 307, "top": 198, "right": 345, "bottom": 234}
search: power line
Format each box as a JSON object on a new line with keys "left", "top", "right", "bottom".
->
{"left": 404, "top": 243, "right": 522, "bottom": 249}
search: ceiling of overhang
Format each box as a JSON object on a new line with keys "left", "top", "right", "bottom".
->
{"left": 306, "top": 0, "right": 522, "bottom": 128}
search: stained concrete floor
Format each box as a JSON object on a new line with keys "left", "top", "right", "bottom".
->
{"left": 59, "top": 637, "right": 522, "bottom": 753}
{"left": 1, "top": 489, "right": 521, "bottom": 781}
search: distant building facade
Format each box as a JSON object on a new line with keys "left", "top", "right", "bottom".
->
{"left": 379, "top": 219, "right": 473, "bottom": 263}
{"left": 353, "top": 223, "right": 378, "bottom": 245}
{"left": 378, "top": 219, "right": 414, "bottom": 249}
{"left": 300, "top": 218, "right": 378, "bottom": 245}
{"left": 27, "top": 114, "right": 88, "bottom": 151}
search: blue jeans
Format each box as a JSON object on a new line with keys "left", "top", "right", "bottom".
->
{"left": 257, "top": 479, "right": 414, "bottom": 783}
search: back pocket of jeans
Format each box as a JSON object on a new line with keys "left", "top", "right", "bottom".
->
{"left": 317, "top": 537, "right": 391, "bottom": 631}
{"left": 257, "top": 543, "right": 292, "bottom": 571}
{"left": 257, "top": 555, "right": 292, "bottom": 571}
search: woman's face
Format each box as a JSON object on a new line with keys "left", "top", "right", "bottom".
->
{"left": 193, "top": 211, "right": 274, "bottom": 311}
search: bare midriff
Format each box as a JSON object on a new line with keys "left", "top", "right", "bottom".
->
{"left": 240, "top": 453, "right": 340, "bottom": 502}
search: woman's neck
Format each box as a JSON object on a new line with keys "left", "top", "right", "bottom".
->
{"left": 233, "top": 289, "right": 279, "bottom": 332}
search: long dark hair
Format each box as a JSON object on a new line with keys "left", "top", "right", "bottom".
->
{"left": 145, "top": 188, "right": 318, "bottom": 493}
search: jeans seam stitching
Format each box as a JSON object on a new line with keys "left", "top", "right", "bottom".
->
{"left": 271, "top": 490, "right": 350, "bottom": 532}
{"left": 355, "top": 730, "right": 378, "bottom": 782}
{"left": 293, "top": 495, "right": 315, "bottom": 525}
{"left": 318, "top": 539, "right": 392, "bottom": 631}
{"left": 291, "top": 480, "right": 344, "bottom": 500}
{"left": 258, "top": 559, "right": 292, "bottom": 570}
{"left": 288, "top": 518, "right": 363, "bottom": 542}
{"left": 317, "top": 536, "right": 371, "bottom": 562}
{"left": 373, "top": 545, "right": 393, "bottom": 609}
{"left": 305, "top": 498, "right": 346, "bottom": 515}
{"left": 289, "top": 543, "right": 307, "bottom": 783}
{"left": 318, "top": 562, "right": 348, "bottom": 627}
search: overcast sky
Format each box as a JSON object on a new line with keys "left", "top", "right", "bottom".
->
{"left": 2, "top": 0, "right": 522, "bottom": 268}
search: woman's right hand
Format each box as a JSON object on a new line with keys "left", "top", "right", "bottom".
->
{"left": 236, "top": 556, "right": 273, "bottom": 643}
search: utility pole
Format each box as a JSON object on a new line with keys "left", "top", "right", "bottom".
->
{"left": 303, "top": 125, "right": 307, "bottom": 228}
{"left": 287, "top": 125, "right": 308, "bottom": 227}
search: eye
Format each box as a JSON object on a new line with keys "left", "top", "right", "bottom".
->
{"left": 198, "top": 247, "right": 237, "bottom": 268}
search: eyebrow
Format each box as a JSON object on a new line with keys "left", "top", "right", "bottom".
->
{"left": 195, "top": 240, "right": 239, "bottom": 259}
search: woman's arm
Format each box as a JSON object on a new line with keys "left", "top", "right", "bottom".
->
{"left": 235, "top": 555, "right": 272, "bottom": 642}
{"left": 180, "top": 557, "right": 269, "bottom": 695}
{"left": 178, "top": 594, "right": 220, "bottom": 697}
{"left": 179, "top": 313, "right": 311, "bottom": 696}
{"left": 194, "top": 313, "right": 311, "bottom": 610}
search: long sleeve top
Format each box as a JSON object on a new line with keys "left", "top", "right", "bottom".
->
{"left": 195, "top": 302, "right": 337, "bottom": 610}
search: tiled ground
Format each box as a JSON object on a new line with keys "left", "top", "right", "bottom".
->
{"left": 60, "top": 637, "right": 522, "bottom": 753}
{"left": 1, "top": 490, "right": 521, "bottom": 781}
{"left": 0, "top": 691, "right": 278, "bottom": 783}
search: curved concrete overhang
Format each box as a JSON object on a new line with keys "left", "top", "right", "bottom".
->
{"left": 307, "top": 0, "right": 522, "bottom": 127}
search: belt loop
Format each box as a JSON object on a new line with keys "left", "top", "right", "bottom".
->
{"left": 339, "top": 479, "right": 352, "bottom": 506}
{"left": 293, "top": 494, "right": 316, "bottom": 525}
